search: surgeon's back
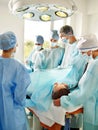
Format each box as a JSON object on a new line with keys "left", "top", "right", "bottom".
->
{"left": 0, "top": 31, "right": 31, "bottom": 130}
{"left": 0, "top": 57, "right": 31, "bottom": 130}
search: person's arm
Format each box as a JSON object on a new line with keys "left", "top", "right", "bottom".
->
{"left": 54, "top": 61, "right": 98, "bottom": 110}
{"left": 34, "top": 51, "right": 46, "bottom": 70}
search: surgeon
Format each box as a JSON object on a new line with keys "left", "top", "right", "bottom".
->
{"left": 0, "top": 31, "right": 31, "bottom": 130}
{"left": 53, "top": 34, "right": 98, "bottom": 130}
{"left": 60, "top": 25, "right": 80, "bottom": 68}
{"left": 26, "top": 35, "right": 45, "bottom": 71}
{"left": 45, "top": 30, "right": 65, "bottom": 69}
{"left": 26, "top": 35, "right": 46, "bottom": 130}
{"left": 59, "top": 25, "right": 88, "bottom": 85}
{"left": 58, "top": 25, "right": 88, "bottom": 130}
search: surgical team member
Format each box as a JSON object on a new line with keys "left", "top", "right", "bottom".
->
{"left": 60, "top": 25, "right": 81, "bottom": 68}
{"left": 58, "top": 25, "right": 88, "bottom": 130}
{"left": 45, "top": 30, "right": 65, "bottom": 69}
{"left": 26, "top": 35, "right": 46, "bottom": 130}
{"left": 53, "top": 34, "right": 98, "bottom": 130}
{"left": 26, "top": 35, "right": 45, "bottom": 71}
{"left": 0, "top": 31, "right": 31, "bottom": 130}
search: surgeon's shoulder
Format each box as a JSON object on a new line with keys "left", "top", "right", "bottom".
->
{"left": 12, "top": 58, "right": 28, "bottom": 71}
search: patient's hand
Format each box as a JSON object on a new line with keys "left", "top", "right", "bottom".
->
{"left": 66, "top": 108, "right": 83, "bottom": 115}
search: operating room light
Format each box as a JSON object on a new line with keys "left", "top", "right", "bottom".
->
{"left": 36, "top": 6, "right": 49, "bottom": 12}
{"left": 8, "top": 0, "right": 77, "bottom": 21}
{"left": 55, "top": 11, "right": 68, "bottom": 18}
{"left": 16, "top": 7, "right": 29, "bottom": 12}
{"left": 40, "top": 14, "right": 51, "bottom": 21}
{"left": 23, "top": 12, "right": 34, "bottom": 19}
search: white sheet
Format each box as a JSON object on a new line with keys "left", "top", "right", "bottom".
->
{"left": 29, "top": 102, "right": 82, "bottom": 127}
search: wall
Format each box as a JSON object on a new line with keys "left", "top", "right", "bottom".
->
{"left": 69, "top": 0, "right": 98, "bottom": 38}
{"left": 86, "top": 0, "right": 98, "bottom": 37}
{"left": 87, "top": 14, "right": 98, "bottom": 37}
{"left": 69, "top": 0, "right": 87, "bottom": 37}
{"left": 0, "top": 4, "right": 24, "bottom": 62}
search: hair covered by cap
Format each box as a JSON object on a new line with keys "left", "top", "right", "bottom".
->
{"left": 77, "top": 34, "right": 98, "bottom": 52}
{"left": 0, "top": 31, "right": 16, "bottom": 50}
{"left": 60, "top": 25, "right": 74, "bottom": 35}
{"left": 35, "top": 35, "right": 44, "bottom": 44}
{"left": 50, "top": 30, "right": 59, "bottom": 40}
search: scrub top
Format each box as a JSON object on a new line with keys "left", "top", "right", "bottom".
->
{"left": 0, "top": 57, "right": 31, "bottom": 130}
{"left": 61, "top": 57, "right": 98, "bottom": 130}
{"left": 45, "top": 47, "right": 65, "bottom": 69}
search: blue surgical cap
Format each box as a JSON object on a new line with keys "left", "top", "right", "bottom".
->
{"left": 35, "top": 35, "right": 44, "bottom": 44}
{"left": 0, "top": 31, "right": 16, "bottom": 50}
{"left": 51, "top": 30, "right": 59, "bottom": 40}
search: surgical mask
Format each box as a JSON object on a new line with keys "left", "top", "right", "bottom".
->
{"left": 61, "top": 38, "right": 68, "bottom": 44}
{"left": 11, "top": 52, "right": 15, "bottom": 58}
{"left": 35, "top": 45, "right": 42, "bottom": 51}
{"left": 82, "top": 53, "right": 89, "bottom": 62}
{"left": 82, "top": 53, "right": 93, "bottom": 63}
{"left": 89, "top": 54, "right": 94, "bottom": 61}
{"left": 51, "top": 42, "right": 57, "bottom": 47}
{"left": 86, "top": 51, "right": 94, "bottom": 62}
